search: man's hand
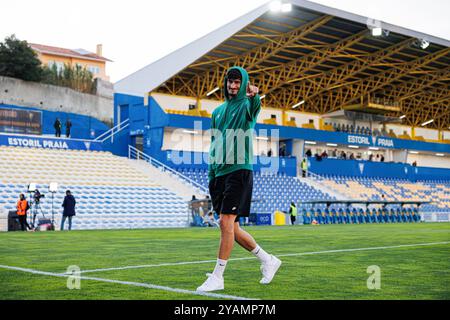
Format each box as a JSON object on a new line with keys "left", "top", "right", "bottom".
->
{"left": 246, "top": 83, "right": 259, "bottom": 98}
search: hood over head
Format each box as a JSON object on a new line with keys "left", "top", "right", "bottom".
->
{"left": 223, "top": 66, "right": 249, "bottom": 101}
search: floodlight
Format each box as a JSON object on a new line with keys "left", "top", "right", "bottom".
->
{"left": 28, "top": 183, "right": 37, "bottom": 192}
{"left": 206, "top": 87, "right": 220, "bottom": 97}
{"left": 270, "top": 1, "right": 282, "bottom": 12}
{"left": 260, "top": 95, "right": 266, "bottom": 100}
{"left": 305, "top": 141, "right": 317, "bottom": 145}
{"left": 367, "top": 18, "right": 383, "bottom": 37}
{"left": 281, "top": 3, "right": 292, "bottom": 12}
{"left": 421, "top": 119, "right": 434, "bottom": 127}
{"left": 399, "top": 115, "right": 406, "bottom": 120}
{"left": 419, "top": 39, "right": 429, "bottom": 49}
{"left": 292, "top": 100, "right": 305, "bottom": 109}
{"left": 371, "top": 27, "right": 383, "bottom": 37}
{"left": 49, "top": 182, "right": 58, "bottom": 193}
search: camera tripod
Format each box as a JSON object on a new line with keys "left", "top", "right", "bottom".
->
{"left": 28, "top": 197, "right": 47, "bottom": 228}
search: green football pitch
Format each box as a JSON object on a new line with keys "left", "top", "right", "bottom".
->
{"left": 0, "top": 223, "right": 449, "bottom": 300}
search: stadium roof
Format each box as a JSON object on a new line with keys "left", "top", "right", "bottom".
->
{"left": 115, "top": 0, "right": 450, "bottom": 130}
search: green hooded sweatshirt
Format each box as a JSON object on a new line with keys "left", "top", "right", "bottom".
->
{"left": 208, "top": 66, "right": 261, "bottom": 182}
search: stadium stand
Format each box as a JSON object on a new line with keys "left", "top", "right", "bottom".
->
{"left": 172, "top": 167, "right": 450, "bottom": 225}
{"left": 310, "top": 174, "right": 450, "bottom": 215}
{"left": 177, "top": 168, "right": 335, "bottom": 215}
{"left": 0, "top": 146, "right": 188, "bottom": 230}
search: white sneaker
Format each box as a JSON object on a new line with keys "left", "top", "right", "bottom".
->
{"left": 197, "top": 273, "right": 224, "bottom": 292}
{"left": 260, "top": 255, "right": 282, "bottom": 284}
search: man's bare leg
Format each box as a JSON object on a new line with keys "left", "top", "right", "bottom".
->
{"left": 197, "top": 214, "right": 236, "bottom": 292}
{"left": 234, "top": 222, "right": 257, "bottom": 251}
{"left": 218, "top": 214, "right": 237, "bottom": 260}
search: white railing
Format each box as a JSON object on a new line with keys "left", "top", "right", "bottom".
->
{"left": 306, "top": 171, "right": 323, "bottom": 181}
{"left": 128, "top": 145, "right": 208, "bottom": 193}
{"left": 94, "top": 118, "right": 130, "bottom": 143}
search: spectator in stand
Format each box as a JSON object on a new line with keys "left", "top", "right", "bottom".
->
{"left": 305, "top": 149, "right": 312, "bottom": 158}
{"left": 369, "top": 154, "right": 374, "bottom": 162}
{"left": 279, "top": 144, "right": 286, "bottom": 157}
{"left": 267, "top": 149, "right": 272, "bottom": 157}
{"left": 349, "top": 153, "right": 355, "bottom": 160}
{"left": 412, "top": 161, "right": 417, "bottom": 167}
{"left": 375, "top": 154, "right": 380, "bottom": 162}
{"left": 341, "top": 151, "right": 347, "bottom": 160}
{"left": 331, "top": 149, "right": 337, "bottom": 158}
{"left": 314, "top": 153, "right": 322, "bottom": 161}
{"left": 321, "top": 150, "right": 328, "bottom": 159}
{"left": 380, "top": 155, "right": 385, "bottom": 162}
{"left": 65, "top": 118, "right": 72, "bottom": 138}
{"left": 54, "top": 118, "right": 62, "bottom": 137}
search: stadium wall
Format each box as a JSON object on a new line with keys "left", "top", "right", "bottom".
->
{"left": 407, "top": 153, "right": 450, "bottom": 169}
{"left": 307, "top": 157, "right": 450, "bottom": 180}
{"left": 0, "top": 76, "right": 113, "bottom": 124}
{"left": 0, "top": 104, "right": 109, "bottom": 140}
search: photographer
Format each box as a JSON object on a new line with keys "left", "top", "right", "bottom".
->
{"left": 33, "top": 189, "right": 44, "bottom": 204}
{"left": 31, "top": 189, "right": 45, "bottom": 226}
{"left": 17, "top": 194, "right": 33, "bottom": 231}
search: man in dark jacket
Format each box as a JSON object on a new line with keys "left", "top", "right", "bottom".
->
{"left": 61, "top": 190, "right": 76, "bottom": 230}
{"left": 54, "top": 118, "right": 62, "bottom": 137}
{"left": 65, "top": 118, "right": 72, "bottom": 138}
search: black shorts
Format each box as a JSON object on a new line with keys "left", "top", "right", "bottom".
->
{"left": 209, "top": 169, "right": 253, "bottom": 222}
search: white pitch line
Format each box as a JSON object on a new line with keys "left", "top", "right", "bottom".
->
{"left": 0, "top": 264, "right": 257, "bottom": 300}
{"left": 77, "top": 241, "right": 450, "bottom": 275}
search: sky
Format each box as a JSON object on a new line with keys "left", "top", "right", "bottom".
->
{"left": 1, "top": 0, "right": 449, "bottom": 83}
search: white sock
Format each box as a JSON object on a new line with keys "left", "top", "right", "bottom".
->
{"left": 212, "top": 259, "right": 227, "bottom": 278}
{"left": 251, "top": 245, "right": 272, "bottom": 263}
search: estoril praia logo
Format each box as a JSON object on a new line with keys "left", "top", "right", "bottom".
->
{"left": 7, "top": 137, "right": 69, "bottom": 149}
{"left": 376, "top": 138, "right": 394, "bottom": 148}
{"left": 348, "top": 135, "right": 394, "bottom": 148}
{"left": 348, "top": 135, "right": 370, "bottom": 145}
{"left": 84, "top": 142, "right": 91, "bottom": 151}
{"left": 359, "top": 163, "right": 365, "bottom": 175}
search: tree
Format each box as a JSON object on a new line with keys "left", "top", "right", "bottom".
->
{"left": 41, "top": 63, "right": 96, "bottom": 94}
{"left": 0, "top": 34, "right": 43, "bottom": 81}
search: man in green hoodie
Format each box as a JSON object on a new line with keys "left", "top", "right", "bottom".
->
{"left": 197, "top": 67, "right": 282, "bottom": 292}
